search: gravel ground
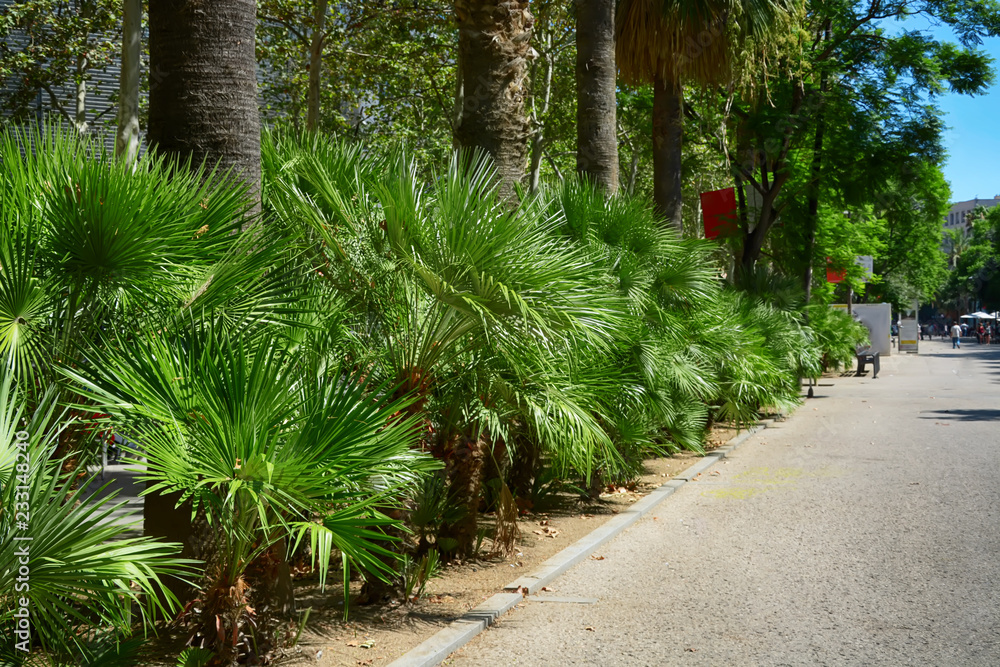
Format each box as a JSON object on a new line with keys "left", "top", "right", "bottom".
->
{"left": 445, "top": 339, "right": 1000, "bottom": 666}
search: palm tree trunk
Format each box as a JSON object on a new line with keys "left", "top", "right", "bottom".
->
{"left": 441, "top": 434, "right": 487, "bottom": 558}
{"left": 306, "top": 0, "right": 328, "bottom": 133}
{"left": 652, "top": 72, "right": 683, "bottom": 232}
{"left": 115, "top": 0, "right": 142, "bottom": 165}
{"left": 145, "top": 0, "right": 270, "bottom": 610}
{"left": 575, "top": 0, "right": 618, "bottom": 193}
{"left": 147, "top": 0, "right": 261, "bottom": 208}
{"left": 454, "top": 0, "right": 534, "bottom": 200}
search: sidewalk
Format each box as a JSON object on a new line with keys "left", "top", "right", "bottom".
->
{"left": 443, "top": 340, "right": 1000, "bottom": 665}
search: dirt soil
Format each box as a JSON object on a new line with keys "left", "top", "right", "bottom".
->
{"left": 278, "top": 426, "right": 745, "bottom": 666}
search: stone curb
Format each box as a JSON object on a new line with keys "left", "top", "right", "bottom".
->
{"left": 386, "top": 593, "right": 522, "bottom": 667}
{"left": 386, "top": 423, "right": 768, "bottom": 667}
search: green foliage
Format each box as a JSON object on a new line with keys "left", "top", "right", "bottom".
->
{"left": 67, "top": 323, "right": 439, "bottom": 658}
{"left": 401, "top": 548, "right": 440, "bottom": 603}
{"left": 0, "top": 0, "right": 120, "bottom": 130}
{"left": 257, "top": 2, "right": 457, "bottom": 166}
{"left": 941, "top": 208, "right": 1000, "bottom": 312}
{"left": 0, "top": 371, "right": 192, "bottom": 665}
{"left": 805, "top": 305, "right": 870, "bottom": 371}
{"left": 0, "top": 124, "right": 286, "bottom": 404}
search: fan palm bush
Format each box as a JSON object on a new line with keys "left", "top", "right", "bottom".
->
{"left": 805, "top": 304, "right": 870, "bottom": 370}
{"left": 265, "top": 135, "right": 827, "bottom": 561}
{"left": 264, "top": 133, "right": 631, "bottom": 556}
{"left": 0, "top": 369, "right": 192, "bottom": 666}
{"left": 548, "top": 180, "right": 820, "bottom": 444}
{"left": 67, "top": 324, "right": 438, "bottom": 664}
{"left": 546, "top": 180, "right": 726, "bottom": 453}
{"left": 0, "top": 124, "right": 263, "bottom": 401}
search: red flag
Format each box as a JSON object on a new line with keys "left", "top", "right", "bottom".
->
{"left": 700, "top": 188, "right": 738, "bottom": 239}
{"left": 826, "top": 257, "right": 846, "bottom": 283}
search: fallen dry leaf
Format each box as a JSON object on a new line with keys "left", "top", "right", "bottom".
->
{"left": 591, "top": 555, "right": 605, "bottom": 561}
{"left": 541, "top": 586, "right": 555, "bottom": 592}
{"left": 685, "top": 647, "right": 698, "bottom": 652}
{"left": 428, "top": 595, "right": 456, "bottom": 604}
{"left": 585, "top": 626, "right": 595, "bottom": 631}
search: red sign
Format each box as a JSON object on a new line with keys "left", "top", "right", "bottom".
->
{"left": 826, "top": 257, "right": 846, "bottom": 283}
{"left": 700, "top": 188, "right": 738, "bottom": 239}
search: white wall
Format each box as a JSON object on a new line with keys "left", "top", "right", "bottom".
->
{"left": 832, "top": 303, "right": 893, "bottom": 356}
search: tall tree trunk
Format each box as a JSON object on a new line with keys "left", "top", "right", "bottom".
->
{"left": 454, "top": 0, "right": 534, "bottom": 200}
{"left": 306, "top": 0, "right": 328, "bottom": 132}
{"left": 652, "top": 72, "right": 683, "bottom": 233}
{"left": 147, "top": 0, "right": 261, "bottom": 208}
{"left": 803, "top": 21, "right": 831, "bottom": 306}
{"left": 145, "top": 0, "right": 273, "bottom": 615}
{"left": 575, "top": 0, "right": 618, "bottom": 193}
{"left": 116, "top": 0, "right": 142, "bottom": 164}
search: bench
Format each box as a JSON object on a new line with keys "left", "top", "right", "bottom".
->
{"left": 856, "top": 349, "right": 879, "bottom": 379}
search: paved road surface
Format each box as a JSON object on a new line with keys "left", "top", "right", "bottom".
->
{"left": 447, "top": 339, "right": 1000, "bottom": 666}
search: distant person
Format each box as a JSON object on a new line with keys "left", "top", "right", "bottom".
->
{"left": 951, "top": 321, "right": 963, "bottom": 348}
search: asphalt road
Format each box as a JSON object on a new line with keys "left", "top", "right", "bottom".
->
{"left": 446, "top": 339, "right": 1000, "bottom": 666}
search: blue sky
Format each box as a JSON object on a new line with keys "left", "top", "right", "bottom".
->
{"left": 903, "top": 18, "right": 1000, "bottom": 203}
{"left": 938, "top": 73, "right": 1000, "bottom": 202}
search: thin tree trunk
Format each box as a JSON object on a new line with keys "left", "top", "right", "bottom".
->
{"left": 652, "top": 72, "right": 683, "bottom": 233}
{"left": 803, "top": 120, "right": 826, "bottom": 305}
{"left": 75, "top": 54, "right": 88, "bottom": 133}
{"left": 626, "top": 142, "right": 639, "bottom": 195}
{"left": 528, "top": 32, "right": 553, "bottom": 192}
{"left": 452, "top": 57, "right": 464, "bottom": 149}
{"left": 116, "top": 0, "right": 142, "bottom": 164}
{"left": 306, "top": 0, "right": 328, "bottom": 133}
{"left": 148, "top": 0, "right": 262, "bottom": 210}
{"left": 575, "top": 0, "right": 618, "bottom": 193}
{"left": 739, "top": 179, "right": 786, "bottom": 274}
{"left": 454, "top": 0, "right": 534, "bottom": 200}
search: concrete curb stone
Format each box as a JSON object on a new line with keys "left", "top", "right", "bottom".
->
{"left": 386, "top": 423, "right": 769, "bottom": 667}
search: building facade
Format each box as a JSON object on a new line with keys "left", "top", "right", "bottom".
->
{"left": 944, "top": 196, "right": 1000, "bottom": 235}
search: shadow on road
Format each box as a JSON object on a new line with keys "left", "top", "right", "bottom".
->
{"left": 919, "top": 408, "right": 1000, "bottom": 422}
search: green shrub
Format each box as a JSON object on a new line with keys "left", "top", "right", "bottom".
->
{"left": 806, "top": 305, "right": 870, "bottom": 371}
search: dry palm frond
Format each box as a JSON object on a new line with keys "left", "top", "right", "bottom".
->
{"left": 617, "top": 0, "right": 731, "bottom": 86}
{"left": 616, "top": 0, "right": 800, "bottom": 88}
